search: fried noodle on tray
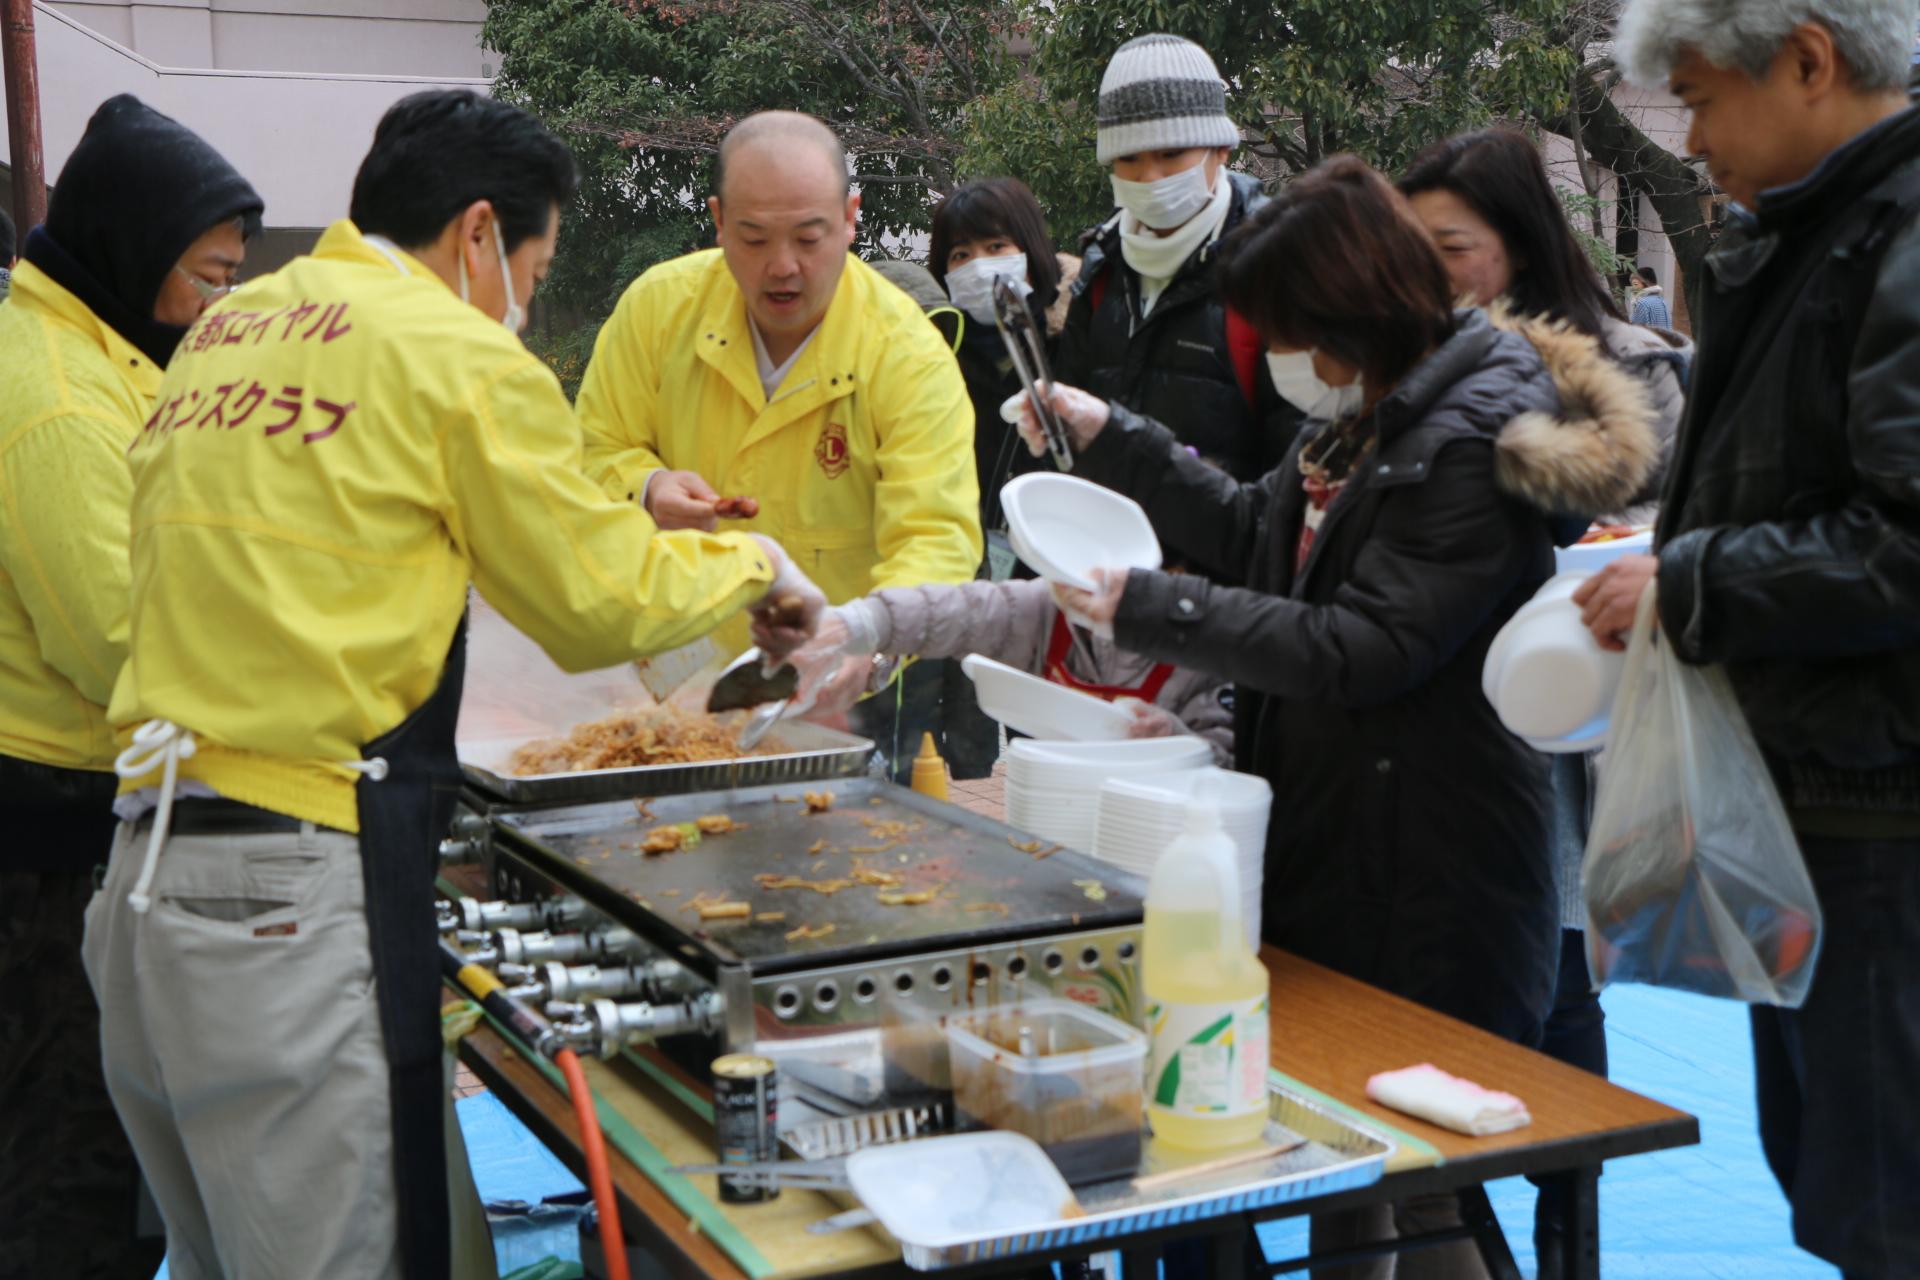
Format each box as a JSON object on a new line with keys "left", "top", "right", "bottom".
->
{"left": 508, "top": 706, "right": 780, "bottom": 776}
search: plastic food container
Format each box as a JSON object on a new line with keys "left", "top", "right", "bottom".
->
{"left": 845, "top": 1131, "right": 1075, "bottom": 1260}
{"left": 944, "top": 1000, "right": 1148, "bottom": 1184}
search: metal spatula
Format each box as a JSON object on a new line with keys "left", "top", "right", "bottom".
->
{"left": 706, "top": 648, "right": 798, "bottom": 713}
{"left": 634, "top": 636, "right": 723, "bottom": 702}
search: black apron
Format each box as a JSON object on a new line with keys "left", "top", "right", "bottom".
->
{"left": 0, "top": 752, "right": 120, "bottom": 875}
{"left": 356, "top": 618, "right": 467, "bottom": 1280}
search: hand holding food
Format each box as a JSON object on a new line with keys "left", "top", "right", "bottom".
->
{"left": 645, "top": 469, "right": 725, "bottom": 531}
{"left": 1000, "top": 383, "right": 1112, "bottom": 457}
{"left": 747, "top": 536, "right": 826, "bottom": 661}
{"left": 1574, "top": 554, "right": 1659, "bottom": 653}
{"left": 1050, "top": 566, "right": 1127, "bottom": 640}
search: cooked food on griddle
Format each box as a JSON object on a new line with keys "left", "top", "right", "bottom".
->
{"left": 641, "top": 826, "right": 686, "bottom": 855}
{"left": 803, "top": 790, "right": 835, "bottom": 814}
{"left": 508, "top": 707, "right": 777, "bottom": 776}
{"left": 696, "top": 814, "right": 744, "bottom": 835}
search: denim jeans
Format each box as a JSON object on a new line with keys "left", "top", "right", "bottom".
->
{"left": 1751, "top": 834, "right": 1920, "bottom": 1277}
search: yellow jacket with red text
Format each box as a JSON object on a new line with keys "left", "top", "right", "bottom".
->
{"left": 575, "top": 249, "right": 982, "bottom": 646}
{"left": 110, "top": 222, "right": 774, "bottom": 831}
{"left": 0, "top": 262, "right": 161, "bottom": 770}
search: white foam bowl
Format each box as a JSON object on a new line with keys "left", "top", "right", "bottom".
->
{"left": 960, "top": 654, "right": 1132, "bottom": 742}
{"left": 1555, "top": 528, "right": 1653, "bottom": 576}
{"left": 1000, "top": 473, "right": 1162, "bottom": 590}
{"left": 1483, "top": 590, "right": 1624, "bottom": 751}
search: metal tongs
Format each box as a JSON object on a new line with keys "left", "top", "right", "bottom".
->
{"left": 991, "top": 277, "right": 1073, "bottom": 473}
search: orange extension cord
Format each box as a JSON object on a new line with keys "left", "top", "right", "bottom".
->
{"left": 556, "top": 1047, "right": 631, "bottom": 1280}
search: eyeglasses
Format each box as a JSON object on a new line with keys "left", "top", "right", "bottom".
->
{"left": 176, "top": 265, "right": 241, "bottom": 303}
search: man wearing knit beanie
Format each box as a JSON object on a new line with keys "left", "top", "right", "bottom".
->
{"left": 0, "top": 95, "right": 260, "bottom": 1276}
{"left": 1053, "top": 34, "right": 1294, "bottom": 484}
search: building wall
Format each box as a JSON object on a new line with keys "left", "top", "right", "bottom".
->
{"left": 2, "top": 1, "right": 489, "bottom": 233}
{"left": 50, "top": 0, "right": 490, "bottom": 78}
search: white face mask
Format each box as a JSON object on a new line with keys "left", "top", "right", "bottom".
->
{"left": 1110, "top": 161, "right": 1214, "bottom": 232}
{"left": 459, "top": 220, "right": 525, "bottom": 333}
{"left": 944, "top": 252, "right": 1029, "bottom": 324}
{"left": 1266, "top": 350, "right": 1365, "bottom": 421}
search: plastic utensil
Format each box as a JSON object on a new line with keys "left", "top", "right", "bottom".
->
{"left": 845, "top": 1131, "right": 1078, "bottom": 1251}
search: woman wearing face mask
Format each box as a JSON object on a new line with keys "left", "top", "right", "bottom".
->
{"left": 928, "top": 178, "right": 1076, "bottom": 544}
{"left": 1397, "top": 128, "right": 1693, "bottom": 1280}
{"left": 1015, "top": 157, "right": 1659, "bottom": 1279}
{"left": 1052, "top": 34, "right": 1292, "bottom": 484}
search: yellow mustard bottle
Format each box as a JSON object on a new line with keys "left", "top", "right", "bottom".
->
{"left": 910, "top": 732, "right": 949, "bottom": 801}
{"left": 1143, "top": 802, "right": 1271, "bottom": 1150}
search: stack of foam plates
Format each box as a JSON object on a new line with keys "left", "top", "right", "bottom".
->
{"left": 1091, "top": 768, "right": 1271, "bottom": 949}
{"left": 1554, "top": 528, "right": 1652, "bottom": 576}
{"left": 1003, "top": 737, "right": 1212, "bottom": 854}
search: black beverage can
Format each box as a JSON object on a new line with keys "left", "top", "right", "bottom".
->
{"left": 712, "top": 1053, "right": 779, "bottom": 1203}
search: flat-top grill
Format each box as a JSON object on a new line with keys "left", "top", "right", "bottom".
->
{"left": 495, "top": 781, "right": 1137, "bottom": 974}
{"left": 460, "top": 778, "right": 1147, "bottom": 1106}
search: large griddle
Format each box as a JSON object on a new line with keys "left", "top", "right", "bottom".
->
{"left": 489, "top": 778, "right": 1144, "bottom": 977}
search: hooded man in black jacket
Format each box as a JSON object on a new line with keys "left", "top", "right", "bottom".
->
{"left": 1577, "top": 2, "right": 1920, "bottom": 1273}
{"left": 0, "top": 95, "right": 261, "bottom": 1277}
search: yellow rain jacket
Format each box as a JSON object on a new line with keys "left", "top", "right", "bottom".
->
{"left": 0, "top": 262, "right": 161, "bottom": 770}
{"left": 110, "top": 223, "right": 774, "bottom": 832}
{"left": 575, "top": 249, "right": 982, "bottom": 650}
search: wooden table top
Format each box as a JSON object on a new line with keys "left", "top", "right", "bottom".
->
{"left": 1261, "top": 948, "right": 1696, "bottom": 1182}
{"left": 458, "top": 946, "right": 1698, "bottom": 1280}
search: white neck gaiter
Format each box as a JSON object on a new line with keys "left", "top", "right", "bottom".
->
{"left": 1119, "top": 168, "right": 1234, "bottom": 316}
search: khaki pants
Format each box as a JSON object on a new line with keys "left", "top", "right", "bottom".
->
{"left": 82, "top": 819, "right": 494, "bottom": 1280}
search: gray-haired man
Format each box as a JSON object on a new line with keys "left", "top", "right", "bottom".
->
{"left": 1575, "top": 2, "right": 1920, "bottom": 1275}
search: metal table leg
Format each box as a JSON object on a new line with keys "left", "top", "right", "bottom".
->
{"left": 1558, "top": 1166, "right": 1600, "bottom": 1280}
{"left": 1459, "top": 1185, "right": 1524, "bottom": 1280}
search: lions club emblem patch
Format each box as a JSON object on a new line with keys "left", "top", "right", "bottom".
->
{"left": 815, "top": 422, "right": 850, "bottom": 479}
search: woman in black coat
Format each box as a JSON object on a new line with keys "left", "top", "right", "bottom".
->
{"left": 1020, "top": 157, "right": 1658, "bottom": 1276}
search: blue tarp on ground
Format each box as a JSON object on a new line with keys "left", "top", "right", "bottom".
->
{"left": 1257, "top": 983, "right": 1831, "bottom": 1278}
{"left": 152, "top": 985, "right": 1830, "bottom": 1279}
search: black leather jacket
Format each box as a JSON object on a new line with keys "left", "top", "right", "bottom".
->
{"left": 1055, "top": 172, "right": 1295, "bottom": 482}
{"left": 1655, "top": 107, "right": 1920, "bottom": 814}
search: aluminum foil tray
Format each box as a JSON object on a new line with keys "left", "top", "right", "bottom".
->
{"left": 458, "top": 720, "right": 873, "bottom": 805}
{"left": 864, "top": 1082, "right": 1390, "bottom": 1271}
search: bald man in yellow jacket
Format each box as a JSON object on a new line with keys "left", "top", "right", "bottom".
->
{"left": 576, "top": 111, "right": 982, "bottom": 752}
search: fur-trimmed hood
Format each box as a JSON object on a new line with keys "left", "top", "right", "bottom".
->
{"left": 1488, "top": 307, "right": 1661, "bottom": 518}
{"left": 1046, "top": 253, "right": 1082, "bottom": 337}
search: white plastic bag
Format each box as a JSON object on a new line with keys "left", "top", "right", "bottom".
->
{"left": 1581, "top": 584, "right": 1823, "bottom": 1006}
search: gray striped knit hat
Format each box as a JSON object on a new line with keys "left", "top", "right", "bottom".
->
{"left": 1096, "top": 34, "right": 1239, "bottom": 165}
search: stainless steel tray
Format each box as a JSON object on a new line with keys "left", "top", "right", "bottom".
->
{"left": 458, "top": 720, "right": 873, "bottom": 805}
{"left": 830, "top": 1082, "right": 1392, "bottom": 1271}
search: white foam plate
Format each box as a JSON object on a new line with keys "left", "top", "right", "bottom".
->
{"left": 1000, "top": 473, "right": 1162, "bottom": 591}
{"left": 1555, "top": 529, "right": 1653, "bottom": 576}
{"left": 962, "top": 655, "right": 1133, "bottom": 742}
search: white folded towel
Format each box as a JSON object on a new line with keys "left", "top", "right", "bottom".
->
{"left": 1365, "top": 1063, "right": 1532, "bottom": 1136}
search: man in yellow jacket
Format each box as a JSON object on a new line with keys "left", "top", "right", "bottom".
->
{"left": 576, "top": 111, "right": 982, "bottom": 760}
{"left": 89, "top": 91, "right": 824, "bottom": 1280}
{"left": 0, "top": 95, "right": 261, "bottom": 1278}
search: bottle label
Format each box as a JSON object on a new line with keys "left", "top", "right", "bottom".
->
{"left": 1146, "top": 995, "right": 1270, "bottom": 1117}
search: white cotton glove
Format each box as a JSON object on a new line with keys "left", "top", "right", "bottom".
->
{"left": 1002, "top": 383, "right": 1113, "bottom": 457}
{"left": 1115, "top": 697, "right": 1186, "bottom": 740}
{"left": 746, "top": 536, "right": 827, "bottom": 662}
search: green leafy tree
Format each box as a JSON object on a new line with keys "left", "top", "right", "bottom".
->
{"left": 484, "top": 0, "right": 1022, "bottom": 387}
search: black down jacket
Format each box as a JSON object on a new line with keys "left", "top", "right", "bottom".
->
{"left": 1055, "top": 173, "right": 1294, "bottom": 483}
{"left": 1654, "top": 107, "right": 1920, "bottom": 816}
{"left": 1079, "top": 310, "right": 1659, "bottom": 1042}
